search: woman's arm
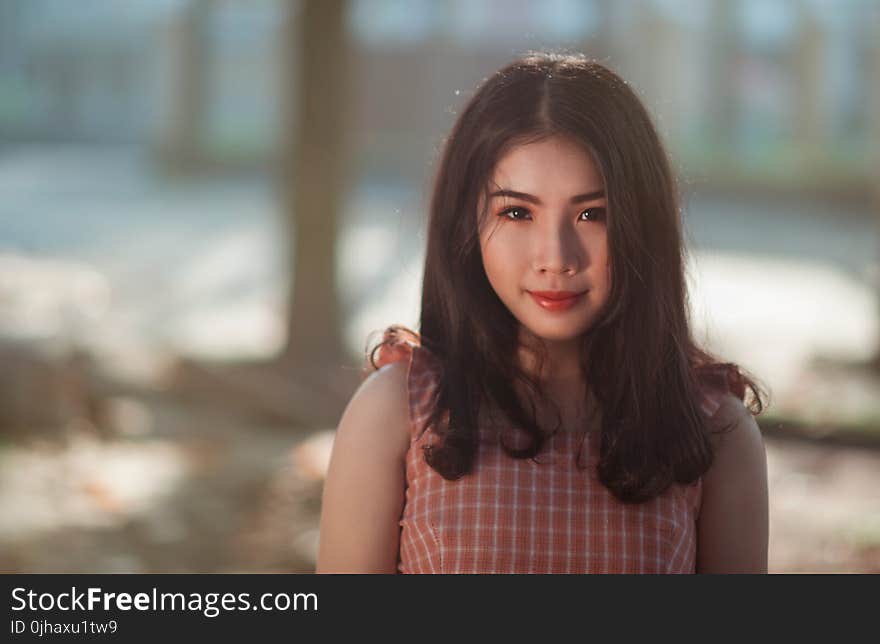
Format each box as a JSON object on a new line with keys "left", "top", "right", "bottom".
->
{"left": 696, "top": 394, "right": 769, "bottom": 573}
{"left": 315, "top": 361, "right": 411, "bottom": 573}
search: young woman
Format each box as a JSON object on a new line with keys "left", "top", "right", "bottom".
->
{"left": 316, "top": 53, "right": 768, "bottom": 574}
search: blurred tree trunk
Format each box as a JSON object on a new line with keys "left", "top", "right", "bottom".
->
{"left": 166, "top": 1, "right": 354, "bottom": 429}
{"left": 159, "top": 0, "right": 213, "bottom": 171}
{"left": 279, "top": 0, "right": 349, "bottom": 370}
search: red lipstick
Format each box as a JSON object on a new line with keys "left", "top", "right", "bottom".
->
{"left": 527, "top": 290, "right": 585, "bottom": 312}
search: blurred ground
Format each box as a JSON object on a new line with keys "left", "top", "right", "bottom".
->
{"left": 0, "top": 387, "right": 324, "bottom": 574}
{"left": 767, "top": 435, "right": 880, "bottom": 573}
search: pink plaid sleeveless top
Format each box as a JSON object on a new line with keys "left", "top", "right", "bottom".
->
{"left": 375, "top": 337, "right": 720, "bottom": 574}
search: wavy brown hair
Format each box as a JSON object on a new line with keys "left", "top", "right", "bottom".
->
{"left": 369, "top": 53, "right": 765, "bottom": 504}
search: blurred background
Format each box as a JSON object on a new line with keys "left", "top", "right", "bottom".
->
{"left": 0, "top": 0, "right": 878, "bottom": 573}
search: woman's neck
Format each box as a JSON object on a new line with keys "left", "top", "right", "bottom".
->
{"left": 516, "top": 329, "right": 585, "bottom": 383}
{"left": 511, "top": 328, "right": 599, "bottom": 432}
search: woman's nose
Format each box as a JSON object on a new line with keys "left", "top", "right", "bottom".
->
{"left": 532, "top": 224, "right": 582, "bottom": 275}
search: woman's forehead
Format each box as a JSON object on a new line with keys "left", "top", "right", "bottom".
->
{"left": 489, "top": 137, "right": 603, "bottom": 195}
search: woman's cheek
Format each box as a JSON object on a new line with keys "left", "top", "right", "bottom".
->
{"left": 484, "top": 227, "right": 520, "bottom": 268}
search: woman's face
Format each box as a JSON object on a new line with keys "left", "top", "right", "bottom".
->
{"left": 478, "top": 135, "right": 611, "bottom": 347}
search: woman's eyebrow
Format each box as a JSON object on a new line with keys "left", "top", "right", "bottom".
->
{"left": 571, "top": 190, "right": 605, "bottom": 203}
{"left": 489, "top": 189, "right": 605, "bottom": 204}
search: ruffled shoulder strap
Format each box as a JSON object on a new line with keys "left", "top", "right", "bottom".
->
{"left": 697, "top": 387, "right": 724, "bottom": 418}
{"left": 372, "top": 327, "right": 443, "bottom": 441}
{"left": 694, "top": 362, "right": 749, "bottom": 419}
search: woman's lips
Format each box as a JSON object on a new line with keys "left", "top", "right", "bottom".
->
{"left": 527, "top": 290, "right": 586, "bottom": 312}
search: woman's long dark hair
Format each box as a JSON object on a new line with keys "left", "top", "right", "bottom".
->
{"left": 370, "top": 53, "right": 765, "bottom": 504}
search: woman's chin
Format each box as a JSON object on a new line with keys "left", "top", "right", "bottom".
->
{"left": 519, "top": 322, "right": 589, "bottom": 345}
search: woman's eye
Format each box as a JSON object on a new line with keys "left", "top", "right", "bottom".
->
{"left": 500, "top": 207, "right": 531, "bottom": 221}
{"left": 578, "top": 207, "right": 607, "bottom": 222}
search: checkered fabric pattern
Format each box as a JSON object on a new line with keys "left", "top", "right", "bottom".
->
{"left": 376, "top": 338, "right": 710, "bottom": 574}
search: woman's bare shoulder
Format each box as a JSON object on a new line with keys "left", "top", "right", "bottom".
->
{"left": 335, "top": 361, "right": 412, "bottom": 459}
{"left": 701, "top": 392, "right": 766, "bottom": 482}
{"left": 317, "top": 361, "right": 412, "bottom": 573}
{"left": 704, "top": 393, "right": 762, "bottom": 451}
{"left": 696, "top": 392, "right": 768, "bottom": 572}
